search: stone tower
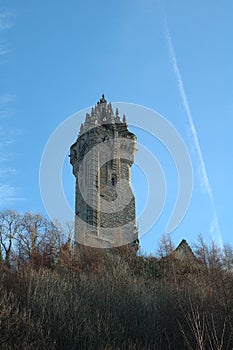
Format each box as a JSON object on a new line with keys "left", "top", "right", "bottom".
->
{"left": 70, "top": 95, "right": 138, "bottom": 249}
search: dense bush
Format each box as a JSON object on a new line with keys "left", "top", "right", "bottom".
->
{"left": 0, "top": 244, "right": 233, "bottom": 350}
{"left": 0, "top": 211, "right": 233, "bottom": 349}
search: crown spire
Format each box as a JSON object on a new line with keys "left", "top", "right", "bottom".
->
{"left": 97, "top": 94, "right": 107, "bottom": 105}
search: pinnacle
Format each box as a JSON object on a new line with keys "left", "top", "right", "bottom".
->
{"left": 78, "top": 96, "right": 129, "bottom": 135}
{"left": 97, "top": 94, "right": 107, "bottom": 105}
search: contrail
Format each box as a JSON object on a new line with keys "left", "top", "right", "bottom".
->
{"left": 164, "top": 21, "right": 222, "bottom": 245}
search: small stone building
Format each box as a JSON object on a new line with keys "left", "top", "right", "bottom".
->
{"left": 70, "top": 95, "right": 139, "bottom": 249}
{"left": 173, "top": 239, "right": 196, "bottom": 263}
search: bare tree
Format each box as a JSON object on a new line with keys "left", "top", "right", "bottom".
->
{"left": 0, "top": 209, "right": 22, "bottom": 267}
{"left": 222, "top": 243, "right": 233, "bottom": 272}
{"left": 194, "top": 234, "right": 223, "bottom": 270}
{"left": 16, "top": 213, "right": 62, "bottom": 268}
{"left": 209, "top": 239, "right": 223, "bottom": 270}
{"left": 193, "top": 234, "right": 209, "bottom": 268}
{"left": 156, "top": 233, "right": 175, "bottom": 258}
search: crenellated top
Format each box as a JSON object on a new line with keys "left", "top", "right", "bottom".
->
{"left": 78, "top": 95, "right": 127, "bottom": 136}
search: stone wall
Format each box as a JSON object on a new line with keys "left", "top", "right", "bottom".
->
{"left": 70, "top": 98, "right": 138, "bottom": 249}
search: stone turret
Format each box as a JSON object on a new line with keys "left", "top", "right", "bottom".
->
{"left": 70, "top": 95, "right": 139, "bottom": 250}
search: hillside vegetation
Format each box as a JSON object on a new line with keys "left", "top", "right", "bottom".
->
{"left": 0, "top": 210, "right": 233, "bottom": 349}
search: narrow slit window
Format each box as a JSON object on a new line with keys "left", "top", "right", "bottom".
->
{"left": 111, "top": 175, "right": 116, "bottom": 187}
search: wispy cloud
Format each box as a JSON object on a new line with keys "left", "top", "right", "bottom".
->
{"left": 0, "top": 11, "right": 13, "bottom": 31}
{"left": 0, "top": 140, "right": 18, "bottom": 207}
{"left": 0, "top": 94, "right": 15, "bottom": 119}
{"left": 0, "top": 184, "right": 24, "bottom": 206}
{"left": 0, "top": 157, "right": 23, "bottom": 208}
{"left": 0, "top": 10, "right": 20, "bottom": 208}
{"left": 0, "top": 10, "right": 13, "bottom": 59}
{"left": 0, "top": 168, "right": 16, "bottom": 176}
{"left": 164, "top": 20, "right": 222, "bottom": 245}
{"left": 0, "top": 184, "right": 15, "bottom": 203}
{"left": 0, "top": 94, "right": 15, "bottom": 104}
{"left": 0, "top": 93, "right": 23, "bottom": 207}
{"left": 0, "top": 47, "right": 9, "bottom": 56}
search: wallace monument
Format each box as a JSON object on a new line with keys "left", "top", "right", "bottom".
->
{"left": 70, "top": 95, "right": 139, "bottom": 250}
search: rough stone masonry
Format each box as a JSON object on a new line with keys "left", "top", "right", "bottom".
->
{"left": 70, "top": 95, "right": 139, "bottom": 249}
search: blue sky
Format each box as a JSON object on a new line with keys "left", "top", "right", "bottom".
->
{"left": 0, "top": 0, "right": 232, "bottom": 253}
